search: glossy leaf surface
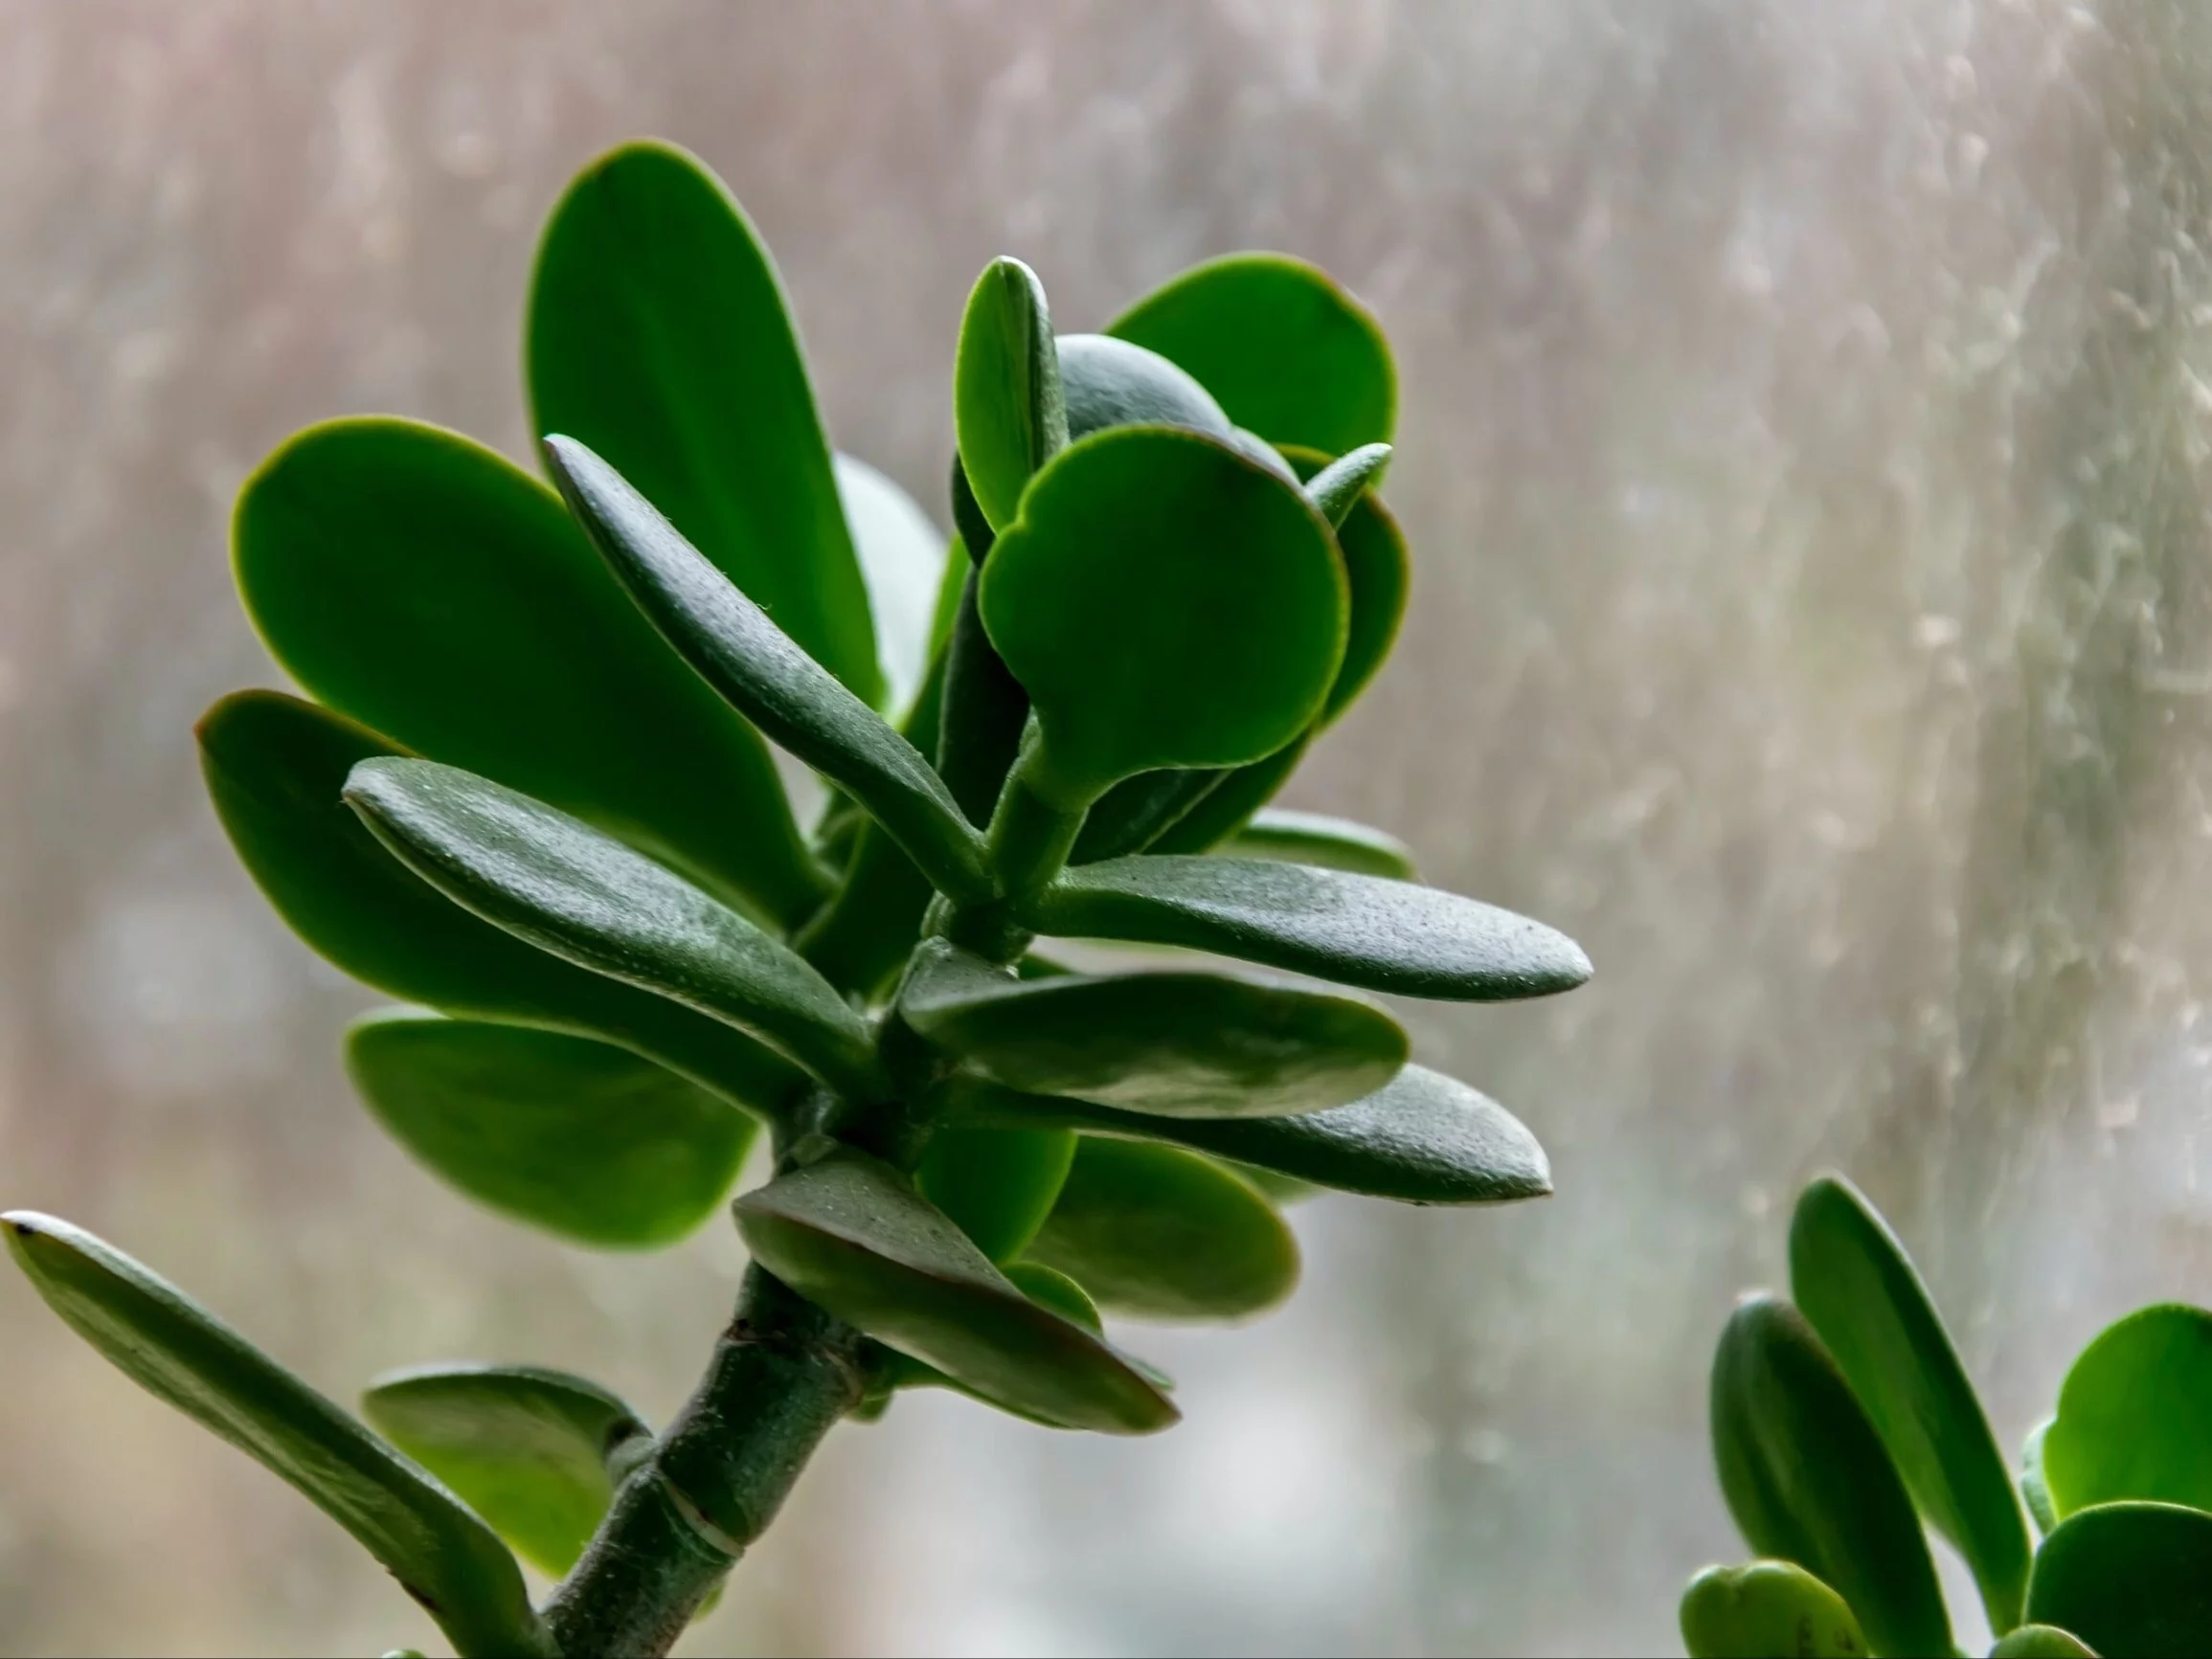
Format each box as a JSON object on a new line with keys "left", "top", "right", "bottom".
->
{"left": 198, "top": 692, "right": 804, "bottom": 1117}
{"left": 1679, "top": 1561, "right": 1867, "bottom": 1659}
{"left": 527, "top": 139, "right": 879, "bottom": 702}
{"left": 347, "top": 1016, "right": 756, "bottom": 1248}
{"left": 1056, "top": 332, "right": 1234, "bottom": 442}
{"left": 1226, "top": 809, "right": 1416, "bottom": 880}
{"left": 4, "top": 1214, "right": 544, "bottom": 1658}
{"left": 2044, "top": 1303, "right": 2212, "bottom": 1517}
{"left": 955, "top": 258, "right": 1068, "bottom": 530}
{"left": 734, "top": 1150, "right": 1177, "bottom": 1434}
{"left": 836, "top": 455, "right": 949, "bottom": 715}
{"left": 1790, "top": 1176, "right": 2030, "bottom": 1632}
{"left": 2025, "top": 1502, "right": 2212, "bottom": 1659}
{"left": 361, "top": 1365, "right": 649, "bottom": 1579}
{"left": 234, "top": 416, "right": 819, "bottom": 928}
{"left": 1029, "top": 855, "right": 1591, "bottom": 1001}
{"left": 1025, "top": 1138, "right": 1298, "bottom": 1320}
{"left": 979, "top": 428, "right": 1346, "bottom": 806}
{"left": 1107, "top": 253, "right": 1395, "bottom": 455}
{"left": 915, "top": 1125, "right": 1076, "bottom": 1264}
{"left": 1710, "top": 1294, "right": 1951, "bottom": 1659}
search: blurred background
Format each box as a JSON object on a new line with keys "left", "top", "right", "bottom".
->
{"left": 6, "top": 2, "right": 2212, "bottom": 1652}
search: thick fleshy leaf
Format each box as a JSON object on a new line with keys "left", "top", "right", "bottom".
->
{"left": 198, "top": 692, "right": 804, "bottom": 1117}
{"left": 545, "top": 437, "right": 988, "bottom": 902}
{"left": 1003, "top": 1263, "right": 1100, "bottom": 1332}
{"left": 1790, "top": 1176, "right": 2030, "bottom": 1633}
{"left": 3, "top": 1214, "right": 545, "bottom": 1658}
{"left": 957, "top": 1064, "right": 1549, "bottom": 1205}
{"left": 734, "top": 1150, "right": 1176, "bottom": 1434}
{"left": 1281, "top": 444, "right": 1411, "bottom": 729}
{"left": 343, "top": 757, "right": 882, "bottom": 1099}
{"left": 1072, "top": 771, "right": 1225, "bottom": 865}
{"left": 835, "top": 455, "right": 950, "bottom": 715}
{"left": 361, "top": 1365, "right": 649, "bottom": 1580}
{"left": 1305, "top": 443, "right": 1393, "bottom": 527}
{"left": 1226, "top": 809, "right": 1416, "bottom": 880}
{"left": 954, "top": 258, "right": 1068, "bottom": 532}
{"left": 2022, "top": 1419, "right": 2058, "bottom": 1535}
{"left": 233, "top": 416, "right": 820, "bottom": 929}
{"left": 526, "top": 140, "right": 878, "bottom": 703}
{"left": 2044, "top": 1303, "right": 2212, "bottom": 1518}
{"left": 915, "top": 1125, "right": 1076, "bottom": 1264}
{"left": 1990, "top": 1627, "right": 2098, "bottom": 1658}
{"left": 1057, "top": 333, "right": 1234, "bottom": 443}
{"left": 901, "top": 940, "right": 1406, "bottom": 1118}
{"left": 346, "top": 1016, "right": 756, "bottom": 1249}
{"left": 2025, "top": 1502, "right": 2212, "bottom": 1659}
{"left": 1108, "top": 252, "right": 1395, "bottom": 455}
{"left": 1143, "top": 742, "right": 1308, "bottom": 859}
{"left": 979, "top": 427, "right": 1346, "bottom": 808}
{"left": 1679, "top": 1561, "right": 1867, "bottom": 1659}
{"left": 1028, "top": 855, "right": 1591, "bottom": 1002}
{"left": 1025, "top": 1138, "right": 1298, "bottom": 1321}
{"left": 1709, "top": 1293, "right": 1952, "bottom": 1659}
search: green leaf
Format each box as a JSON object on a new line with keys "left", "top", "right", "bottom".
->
{"left": 1024, "top": 1138, "right": 1298, "bottom": 1321}
{"left": 1304, "top": 442, "right": 1393, "bottom": 528}
{"left": 979, "top": 427, "right": 1347, "bottom": 807}
{"left": 1790, "top": 1176, "right": 2031, "bottom": 1634}
{"left": 1226, "top": 809, "right": 1416, "bottom": 880}
{"left": 1057, "top": 332, "right": 1235, "bottom": 443}
{"left": 1002, "top": 1262, "right": 1101, "bottom": 1333}
{"left": 2025, "top": 1502, "right": 2212, "bottom": 1659}
{"left": 1709, "top": 1293, "right": 1951, "bottom": 1659}
{"left": 936, "top": 561, "right": 1031, "bottom": 827}
{"left": 915, "top": 1125, "right": 1076, "bottom": 1264}
{"left": 361, "top": 1364, "right": 650, "bottom": 1579}
{"left": 545, "top": 437, "right": 989, "bottom": 903}
{"left": 526, "top": 139, "right": 879, "bottom": 704}
{"left": 1072, "top": 771, "right": 1226, "bottom": 865}
{"left": 835, "top": 455, "right": 950, "bottom": 716}
{"left": 3, "top": 1214, "right": 546, "bottom": 1658}
{"left": 958, "top": 1063, "right": 1549, "bottom": 1205}
{"left": 954, "top": 258, "right": 1069, "bottom": 531}
{"left": 2044, "top": 1304, "right": 2212, "bottom": 1517}
{"left": 1027, "top": 855, "right": 1591, "bottom": 1001}
{"left": 346, "top": 1016, "right": 756, "bottom": 1249}
{"left": 198, "top": 691, "right": 805, "bottom": 1118}
{"left": 902, "top": 939, "right": 1406, "bottom": 1118}
{"left": 1108, "top": 252, "right": 1395, "bottom": 455}
{"left": 1990, "top": 1627, "right": 2098, "bottom": 1658}
{"left": 734, "top": 1150, "right": 1177, "bottom": 1435}
{"left": 2022, "top": 1419, "right": 2058, "bottom": 1535}
{"left": 1679, "top": 1561, "right": 1867, "bottom": 1659}
{"left": 1144, "top": 742, "right": 1309, "bottom": 859}
{"left": 1281, "top": 444, "right": 1411, "bottom": 729}
{"left": 343, "top": 757, "right": 882, "bottom": 1100}
{"left": 233, "top": 416, "right": 821, "bottom": 930}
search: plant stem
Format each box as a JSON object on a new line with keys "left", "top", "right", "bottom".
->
{"left": 542, "top": 1268, "right": 868, "bottom": 1658}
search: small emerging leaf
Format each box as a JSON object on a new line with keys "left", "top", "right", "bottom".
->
{"left": 955, "top": 258, "right": 1068, "bottom": 531}
{"left": 2043, "top": 1303, "right": 2212, "bottom": 1519}
{"left": 1227, "top": 809, "right": 1416, "bottom": 880}
{"left": 2025, "top": 1502, "right": 2212, "bottom": 1659}
{"left": 2021, "top": 1419, "right": 2058, "bottom": 1536}
{"left": 1679, "top": 1561, "right": 1866, "bottom": 1659}
{"left": 1304, "top": 442, "right": 1392, "bottom": 527}
{"left": 916, "top": 1125, "right": 1076, "bottom": 1264}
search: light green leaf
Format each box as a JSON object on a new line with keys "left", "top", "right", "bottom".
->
{"left": 1304, "top": 442, "right": 1392, "bottom": 527}
{"left": 1679, "top": 1561, "right": 1867, "bottom": 1659}
{"left": 954, "top": 258, "right": 1068, "bottom": 531}
{"left": 835, "top": 455, "right": 950, "bottom": 717}
{"left": 2043, "top": 1303, "right": 2212, "bottom": 1518}
{"left": 4, "top": 1214, "right": 546, "bottom": 1658}
{"left": 915, "top": 1125, "right": 1076, "bottom": 1264}
{"left": 2022, "top": 1419, "right": 2058, "bottom": 1535}
{"left": 1225, "top": 809, "right": 1416, "bottom": 880}
{"left": 2025, "top": 1502, "right": 2212, "bottom": 1658}
{"left": 1002, "top": 1263, "right": 1101, "bottom": 1334}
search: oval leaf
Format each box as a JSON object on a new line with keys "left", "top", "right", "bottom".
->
{"left": 1025, "top": 1138, "right": 1299, "bottom": 1321}
{"left": 347, "top": 1015, "right": 756, "bottom": 1249}
{"left": 526, "top": 140, "right": 879, "bottom": 703}
{"left": 1679, "top": 1561, "right": 1868, "bottom": 1659}
{"left": 1991, "top": 1627, "right": 2099, "bottom": 1658}
{"left": 343, "top": 757, "right": 881, "bottom": 1099}
{"left": 2044, "top": 1303, "right": 2212, "bottom": 1518}
{"left": 1790, "top": 1176, "right": 2031, "bottom": 1633}
{"left": 734, "top": 1150, "right": 1176, "bottom": 1435}
{"left": 955, "top": 258, "right": 1069, "bottom": 531}
{"left": 836, "top": 455, "right": 951, "bottom": 716}
{"left": 4, "top": 1214, "right": 546, "bottom": 1658}
{"left": 1108, "top": 253, "right": 1395, "bottom": 455}
{"left": 361, "top": 1364, "right": 649, "bottom": 1580}
{"left": 198, "top": 691, "right": 805, "bottom": 1117}
{"left": 915, "top": 1125, "right": 1076, "bottom": 1264}
{"left": 1027, "top": 855, "right": 1591, "bottom": 1002}
{"left": 1057, "top": 333, "right": 1234, "bottom": 443}
{"left": 979, "top": 427, "right": 1346, "bottom": 807}
{"left": 1709, "top": 1293, "right": 1952, "bottom": 1659}
{"left": 2025, "top": 1502, "right": 2212, "bottom": 1659}
{"left": 1226, "top": 809, "right": 1416, "bottom": 880}
{"left": 234, "top": 416, "right": 821, "bottom": 929}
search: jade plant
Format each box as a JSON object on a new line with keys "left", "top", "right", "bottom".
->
{"left": 1683, "top": 1175, "right": 2212, "bottom": 1659}
{"left": 3, "top": 140, "right": 1593, "bottom": 1655}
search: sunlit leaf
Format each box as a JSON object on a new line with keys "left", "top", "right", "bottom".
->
{"left": 2043, "top": 1303, "right": 2212, "bottom": 1518}
{"left": 1679, "top": 1561, "right": 1867, "bottom": 1659}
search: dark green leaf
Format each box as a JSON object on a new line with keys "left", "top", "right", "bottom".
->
{"left": 1027, "top": 855, "right": 1591, "bottom": 1001}
{"left": 1304, "top": 442, "right": 1393, "bottom": 527}
{"left": 343, "top": 757, "right": 882, "bottom": 1100}
{"left": 1144, "top": 742, "right": 1308, "bottom": 858}
{"left": 1990, "top": 1627, "right": 2098, "bottom": 1658}
{"left": 915, "top": 1125, "right": 1076, "bottom": 1263}
{"left": 1025, "top": 1138, "right": 1298, "bottom": 1321}
{"left": 526, "top": 140, "right": 879, "bottom": 703}
{"left": 835, "top": 455, "right": 950, "bottom": 716}
{"left": 734, "top": 1150, "right": 1176, "bottom": 1434}
{"left": 1226, "top": 809, "right": 1416, "bottom": 880}
{"left": 902, "top": 939, "right": 1405, "bottom": 1118}
{"left": 1709, "top": 1293, "right": 1951, "bottom": 1659}
{"left": 1679, "top": 1561, "right": 1867, "bottom": 1659}
{"left": 2043, "top": 1303, "right": 2212, "bottom": 1518}
{"left": 955, "top": 258, "right": 1068, "bottom": 531}
{"left": 346, "top": 1016, "right": 756, "bottom": 1249}
{"left": 545, "top": 437, "right": 988, "bottom": 902}
{"left": 1108, "top": 252, "right": 1395, "bottom": 455}
{"left": 1057, "top": 333, "right": 1234, "bottom": 443}
{"left": 957, "top": 1063, "right": 1549, "bottom": 1205}
{"left": 4, "top": 1214, "right": 546, "bottom": 1658}
{"left": 979, "top": 428, "right": 1346, "bottom": 807}
{"left": 198, "top": 691, "right": 804, "bottom": 1118}
{"left": 2022, "top": 1420, "right": 2058, "bottom": 1535}
{"left": 2025, "top": 1502, "right": 2212, "bottom": 1659}
{"left": 361, "top": 1364, "right": 649, "bottom": 1579}
{"left": 1072, "top": 770, "right": 1225, "bottom": 864}
{"left": 936, "top": 563, "right": 1030, "bottom": 826}
{"left": 1790, "top": 1176, "right": 2030, "bottom": 1633}
{"left": 233, "top": 416, "right": 821, "bottom": 930}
